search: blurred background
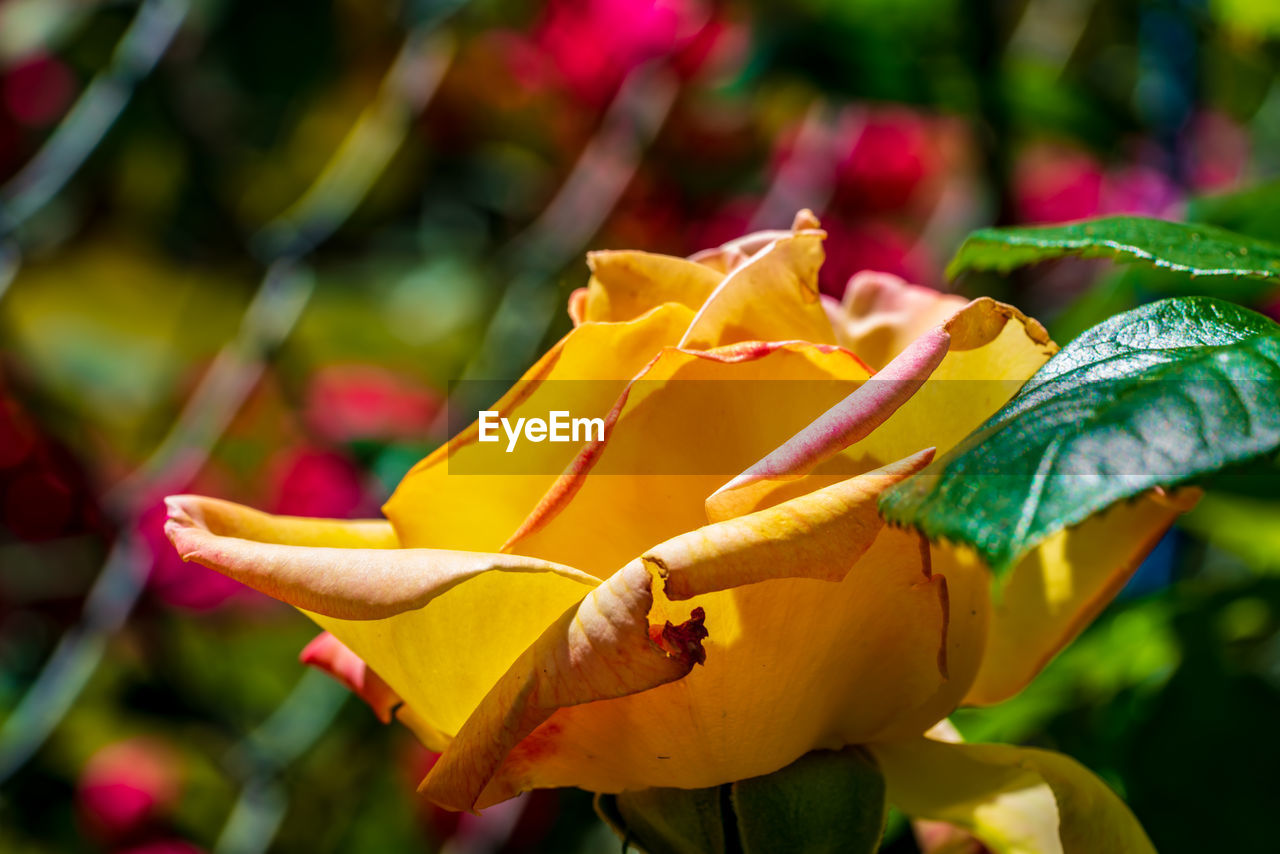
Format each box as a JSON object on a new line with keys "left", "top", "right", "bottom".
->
{"left": 1, "top": 0, "right": 1279, "bottom": 851}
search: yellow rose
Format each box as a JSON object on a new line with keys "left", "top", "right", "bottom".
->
{"left": 165, "top": 211, "right": 1191, "bottom": 850}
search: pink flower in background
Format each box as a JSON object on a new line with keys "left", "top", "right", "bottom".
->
{"left": 77, "top": 738, "right": 181, "bottom": 841}
{"left": 266, "top": 446, "right": 367, "bottom": 519}
{"left": 1183, "top": 111, "right": 1249, "bottom": 192}
{"left": 819, "top": 217, "right": 932, "bottom": 297}
{"left": 304, "top": 365, "right": 440, "bottom": 444}
{"left": 2, "top": 53, "right": 75, "bottom": 127}
{"left": 1014, "top": 142, "right": 1185, "bottom": 223}
{"left": 834, "top": 108, "right": 933, "bottom": 213}
{"left": 516, "top": 0, "right": 712, "bottom": 104}
{"left": 1101, "top": 163, "right": 1183, "bottom": 218}
{"left": 142, "top": 499, "right": 248, "bottom": 611}
{"left": 1013, "top": 143, "right": 1105, "bottom": 224}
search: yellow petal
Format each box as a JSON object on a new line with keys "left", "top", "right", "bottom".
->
{"left": 680, "top": 231, "right": 837, "bottom": 350}
{"left": 576, "top": 250, "right": 725, "bottom": 323}
{"left": 165, "top": 495, "right": 598, "bottom": 751}
{"left": 506, "top": 340, "right": 873, "bottom": 575}
{"left": 382, "top": 302, "right": 694, "bottom": 552}
{"left": 964, "top": 487, "right": 1200, "bottom": 705}
{"left": 421, "top": 559, "right": 706, "bottom": 811}
{"left": 468, "top": 524, "right": 950, "bottom": 803}
{"left": 826, "top": 271, "right": 970, "bottom": 370}
{"left": 871, "top": 736, "right": 1154, "bottom": 854}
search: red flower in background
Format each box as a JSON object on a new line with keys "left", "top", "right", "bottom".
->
{"left": 1014, "top": 143, "right": 1105, "bottom": 224}
{"left": 3, "top": 52, "right": 75, "bottom": 128}
{"left": 834, "top": 108, "right": 934, "bottom": 214}
{"left": 1014, "top": 141, "right": 1186, "bottom": 224}
{"left": 511, "top": 0, "right": 718, "bottom": 104}
{"left": 266, "top": 446, "right": 367, "bottom": 519}
{"left": 77, "top": 738, "right": 182, "bottom": 842}
{"left": 819, "top": 217, "right": 932, "bottom": 297}
{"left": 303, "top": 365, "right": 440, "bottom": 444}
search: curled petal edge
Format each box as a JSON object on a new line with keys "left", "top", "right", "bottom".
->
{"left": 164, "top": 494, "right": 596, "bottom": 621}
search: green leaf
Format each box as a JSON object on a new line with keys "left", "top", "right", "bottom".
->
{"left": 946, "top": 216, "right": 1280, "bottom": 282}
{"left": 880, "top": 296, "right": 1280, "bottom": 574}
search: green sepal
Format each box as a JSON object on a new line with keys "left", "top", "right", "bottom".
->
{"left": 730, "top": 747, "right": 886, "bottom": 854}
{"left": 596, "top": 785, "right": 727, "bottom": 854}
{"left": 595, "top": 747, "right": 887, "bottom": 854}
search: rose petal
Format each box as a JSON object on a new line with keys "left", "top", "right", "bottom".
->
{"left": 680, "top": 230, "right": 837, "bottom": 350}
{"left": 964, "top": 487, "right": 1201, "bottom": 705}
{"left": 300, "top": 631, "right": 401, "bottom": 723}
{"left": 506, "top": 340, "right": 873, "bottom": 574}
{"left": 826, "top": 271, "right": 969, "bottom": 370}
{"left": 706, "top": 327, "right": 949, "bottom": 521}
{"left": 655, "top": 450, "right": 935, "bottom": 600}
{"left": 575, "top": 250, "right": 724, "bottom": 324}
{"left": 871, "top": 736, "right": 1155, "bottom": 854}
{"left": 420, "top": 559, "right": 705, "bottom": 811}
{"left": 164, "top": 495, "right": 597, "bottom": 751}
{"left": 688, "top": 209, "right": 824, "bottom": 274}
{"left": 383, "top": 302, "right": 694, "bottom": 552}
{"left": 467, "top": 524, "right": 950, "bottom": 804}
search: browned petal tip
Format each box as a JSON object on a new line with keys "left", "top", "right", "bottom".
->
{"left": 650, "top": 606, "right": 709, "bottom": 666}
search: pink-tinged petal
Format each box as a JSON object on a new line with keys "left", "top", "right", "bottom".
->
{"left": 300, "top": 631, "right": 401, "bottom": 723}
{"left": 164, "top": 495, "right": 595, "bottom": 621}
{"left": 163, "top": 495, "right": 599, "bottom": 752}
{"left": 689, "top": 209, "right": 824, "bottom": 274}
{"left": 566, "top": 287, "right": 589, "bottom": 325}
{"left": 420, "top": 559, "right": 706, "bottom": 812}
{"left": 826, "top": 271, "right": 970, "bottom": 370}
{"left": 706, "top": 327, "right": 949, "bottom": 521}
{"left": 679, "top": 229, "right": 837, "bottom": 350}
